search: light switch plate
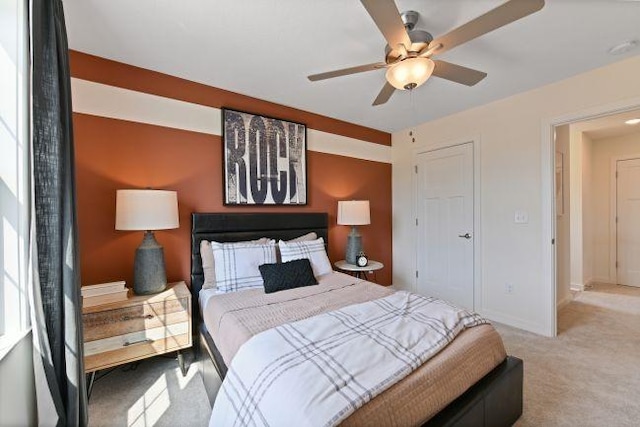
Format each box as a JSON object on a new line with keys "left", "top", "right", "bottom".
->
{"left": 514, "top": 210, "right": 529, "bottom": 224}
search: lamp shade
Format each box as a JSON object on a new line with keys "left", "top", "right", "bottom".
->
{"left": 115, "top": 189, "right": 179, "bottom": 231}
{"left": 385, "top": 57, "right": 435, "bottom": 90}
{"left": 337, "top": 200, "right": 371, "bottom": 226}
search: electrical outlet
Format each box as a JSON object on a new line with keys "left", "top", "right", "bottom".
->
{"left": 514, "top": 211, "right": 529, "bottom": 224}
{"left": 505, "top": 283, "right": 514, "bottom": 294}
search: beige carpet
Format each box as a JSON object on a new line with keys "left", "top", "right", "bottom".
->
{"left": 87, "top": 353, "right": 210, "bottom": 426}
{"left": 496, "top": 283, "right": 640, "bottom": 427}
{"left": 88, "top": 283, "right": 640, "bottom": 426}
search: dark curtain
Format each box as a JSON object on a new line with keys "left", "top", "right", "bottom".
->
{"left": 31, "top": 0, "right": 88, "bottom": 425}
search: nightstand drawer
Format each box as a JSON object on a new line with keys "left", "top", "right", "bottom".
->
{"left": 82, "top": 281, "right": 192, "bottom": 373}
{"left": 83, "top": 298, "right": 189, "bottom": 341}
{"left": 84, "top": 322, "right": 190, "bottom": 372}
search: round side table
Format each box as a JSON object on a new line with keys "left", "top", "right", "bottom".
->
{"left": 334, "top": 260, "right": 384, "bottom": 283}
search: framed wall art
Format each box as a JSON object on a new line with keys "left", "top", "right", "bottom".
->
{"left": 222, "top": 108, "right": 307, "bottom": 205}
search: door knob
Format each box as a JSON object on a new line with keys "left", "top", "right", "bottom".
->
{"left": 458, "top": 233, "right": 472, "bottom": 239}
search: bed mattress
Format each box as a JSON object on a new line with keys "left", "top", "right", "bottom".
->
{"left": 200, "top": 271, "right": 506, "bottom": 426}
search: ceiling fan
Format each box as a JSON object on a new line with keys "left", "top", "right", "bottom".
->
{"left": 308, "top": 0, "right": 545, "bottom": 106}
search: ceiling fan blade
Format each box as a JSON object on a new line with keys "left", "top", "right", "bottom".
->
{"left": 432, "top": 60, "right": 487, "bottom": 86}
{"left": 431, "top": 0, "right": 545, "bottom": 56}
{"left": 372, "top": 82, "right": 396, "bottom": 106}
{"left": 308, "top": 62, "right": 387, "bottom": 81}
{"left": 360, "top": 0, "right": 412, "bottom": 51}
{"left": 418, "top": 43, "right": 443, "bottom": 58}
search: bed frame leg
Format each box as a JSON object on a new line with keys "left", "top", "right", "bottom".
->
{"left": 177, "top": 350, "right": 187, "bottom": 377}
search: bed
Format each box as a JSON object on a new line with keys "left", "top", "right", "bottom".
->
{"left": 191, "top": 212, "right": 523, "bottom": 426}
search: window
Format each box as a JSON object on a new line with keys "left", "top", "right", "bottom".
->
{"left": 0, "top": 0, "right": 29, "bottom": 353}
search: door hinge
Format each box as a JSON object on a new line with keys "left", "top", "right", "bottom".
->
{"left": 414, "top": 165, "right": 418, "bottom": 174}
{"left": 552, "top": 238, "right": 555, "bottom": 245}
{"left": 415, "top": 270, "right": 419, "bottom": 279}
{"left": 415, "top": 218, "right": 418, "bottom": 226}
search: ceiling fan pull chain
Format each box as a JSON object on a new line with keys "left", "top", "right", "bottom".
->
{"left": 410, "top": 89, "right": 418, "bottom": 136}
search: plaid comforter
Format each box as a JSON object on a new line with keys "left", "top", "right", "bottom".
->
{"left": 209, "top": 291, "right": 487, "bottom": 427}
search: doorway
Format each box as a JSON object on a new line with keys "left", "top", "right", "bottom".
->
{"left": 415, "top": 142, "right": 474, "bottom": 310}
{"left": 552, "top": 109, "right": 640, "bottom": 332}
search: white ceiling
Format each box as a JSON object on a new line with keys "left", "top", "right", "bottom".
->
{"left": 63, "top": 0, "right": 640, "bottom": 133}
{"left": 576, "top": 109, "right": 640, "bottom": 140}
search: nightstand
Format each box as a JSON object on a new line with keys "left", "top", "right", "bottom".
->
{"left": 82, "top": 281, "right": 192, "bottom": 393}
{"left": 334, "top": 260, "right": 384, "bottom": 282}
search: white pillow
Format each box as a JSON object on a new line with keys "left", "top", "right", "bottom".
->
{"left": 278, "top": 237, "right": 332, "bottom": 277}
{"left": 286, "top": 232, "right": 317, "bottom": 243}
{"left": 211, "top": 241, "right": 277, "bottom": 294}
{"left": 201, "top": 238, "right": 271, "bottom": 290}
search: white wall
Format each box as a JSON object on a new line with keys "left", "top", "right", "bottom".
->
{"left": 568, "top": 128, "right": 594, "bottom": 290}
{"left": 0, "top": 332, "right": 36, "bottom": 426}
{"left": 581, "top": 133, "right": 594, "bottom": 286}
{"left": 568, "top": 126, "right": 584, "bottom": 289}
{"left": 555, "top": 125, "right": 571, "bottom": 308}
{"left": 392, "top": 55, "right": 640, "bottom": 335}
{"left": 589, "top": 131, "right": 640, "bottom": 283}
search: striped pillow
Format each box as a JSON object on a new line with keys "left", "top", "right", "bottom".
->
{"left": 201, "top": 238, "right": 271, "bottom": 290}
{"left": 212, "top": 241, "right": 277, "bottom": 293}
{"left": 275, "top": 232, "right": 318, "bottom": 262}
{"left": 278, "top": 237, "right": 332, "bottom": 277}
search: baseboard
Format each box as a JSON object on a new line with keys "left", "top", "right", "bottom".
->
{"left": 587, "top": 277, "right": 615, "bottom": 286}
{"left": 570, "top": 282, "right": 584, "bottom": 292}
{"left": 479, "top": 308, "right": 550, "bottom": 336}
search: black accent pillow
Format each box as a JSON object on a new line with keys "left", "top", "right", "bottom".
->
{"left": 259, "top": 259, "right": 318, "bottom": 294}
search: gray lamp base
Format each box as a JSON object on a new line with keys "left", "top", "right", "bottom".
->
{"left": 134, "top": 231, "right": 167, "bottom": 295}
{"left": 345, "top": 226, "right": 363, "bottom": 265}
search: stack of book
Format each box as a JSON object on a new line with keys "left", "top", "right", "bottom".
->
{"left": 81, "top": 281, "right": 129, "bottom": 307}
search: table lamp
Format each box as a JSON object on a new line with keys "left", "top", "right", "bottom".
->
{"left": 337, "top": 200, "right": 370, "bottom": 265}
{"left": 116, "top": 189, "right": 179, "bottom": 295}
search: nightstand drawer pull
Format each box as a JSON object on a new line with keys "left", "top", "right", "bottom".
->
{"left": 121, "top": 314, "right": 154, "bottom": 321}
{"left": 123, "top": 338, "right": 154, "bottom": 347}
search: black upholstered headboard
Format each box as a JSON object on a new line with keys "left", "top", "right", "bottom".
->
{"left": 191, "top": 212, "right": 328, "bottom": 321}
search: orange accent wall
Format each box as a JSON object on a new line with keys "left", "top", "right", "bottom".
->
{"left": 71, "top": 54, "right": 393, "bottom": 288}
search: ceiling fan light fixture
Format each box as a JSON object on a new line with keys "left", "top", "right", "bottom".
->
{"left": 385, "top": 57, "right": 435, "bottom": 90}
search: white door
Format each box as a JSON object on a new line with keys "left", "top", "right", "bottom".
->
{"left": 617, "top": 158, "right": 640, "bottom": 287}
{"left": 416, "top": 143, "right": 474, "bottom": 309}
